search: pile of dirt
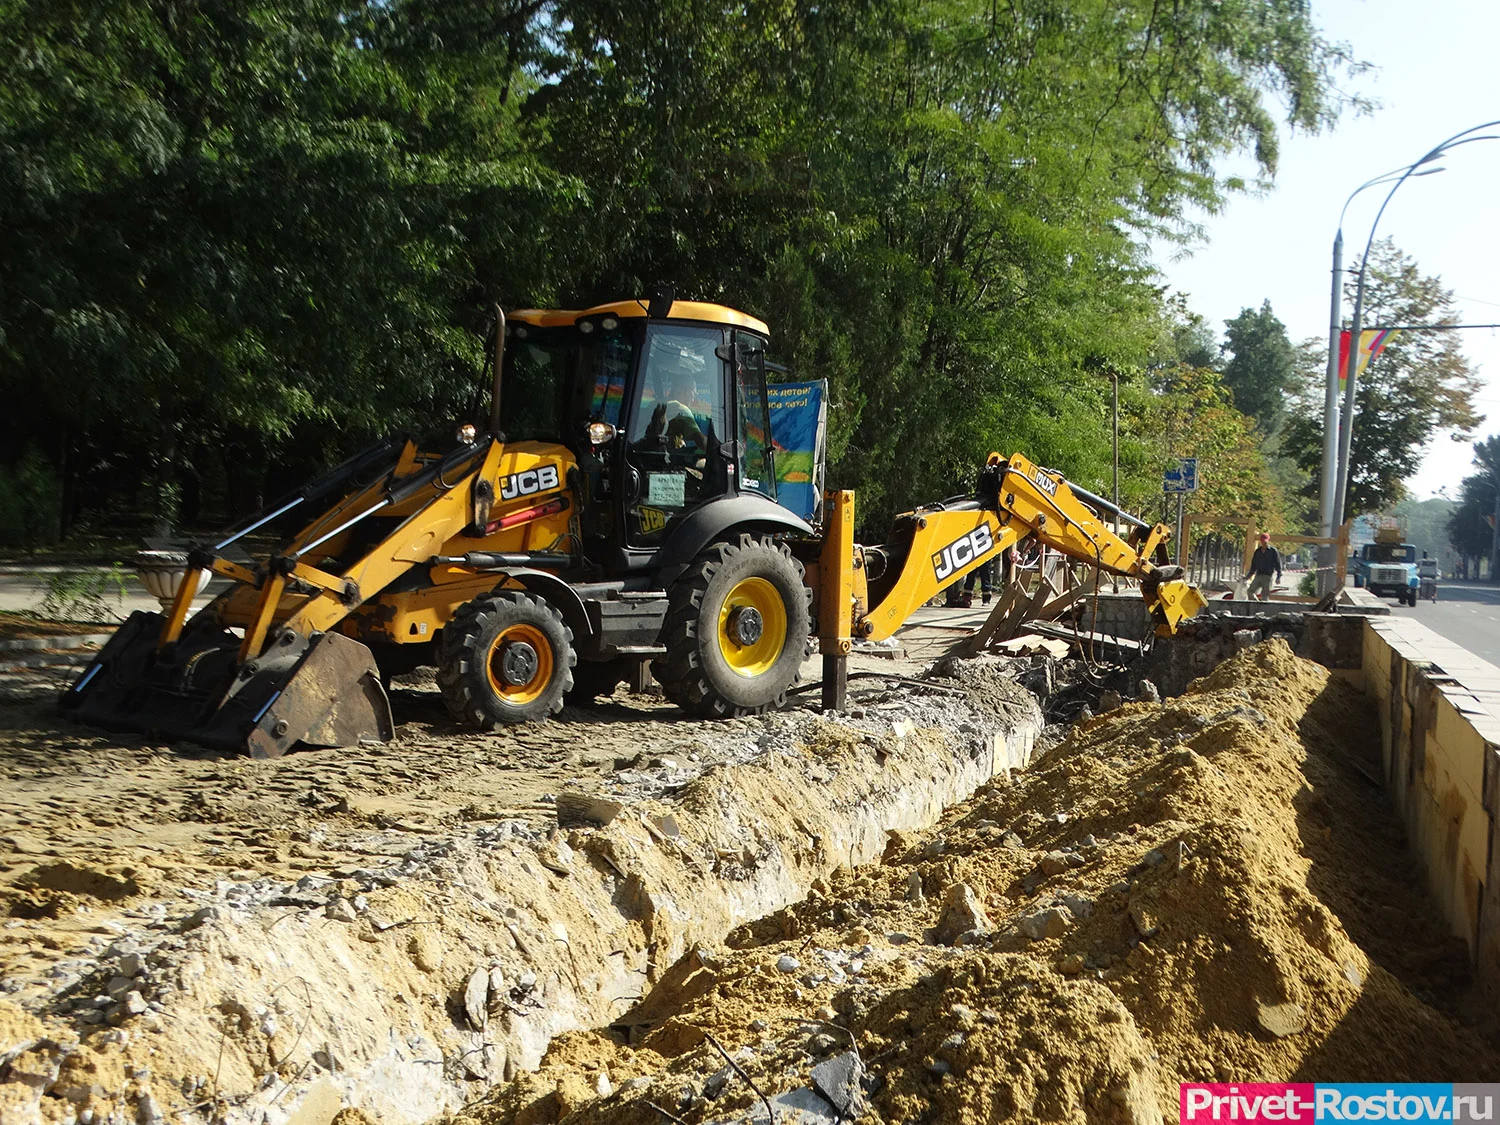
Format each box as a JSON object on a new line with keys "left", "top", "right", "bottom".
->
{"left": 443, "top": 641, "right": 1500, "bottom": 1125}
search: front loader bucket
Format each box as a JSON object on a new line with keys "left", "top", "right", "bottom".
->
{"left": 60, "top": 611, "right": 393, "bottom": 759}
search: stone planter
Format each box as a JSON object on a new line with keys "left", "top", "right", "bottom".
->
{"left": 132, "top": 551, "right": 213, "bottom": 610}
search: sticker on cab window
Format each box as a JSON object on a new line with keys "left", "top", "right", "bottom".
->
{"left": 647, "top": 473, "right": 686, "bottom": 507}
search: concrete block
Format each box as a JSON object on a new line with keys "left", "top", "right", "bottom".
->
{"left": 1458, "top": 801, "right": 1491, "bottom": 897}
{"left": 1433, "top": 700, "right": 1491, "bottom": 801}
{"left": 1330, "top": 667, "right": 1366, "bottom": 693}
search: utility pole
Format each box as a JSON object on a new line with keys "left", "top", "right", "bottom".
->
{"left": 1317, "top": 230, "right": 1343, "bottom": 595}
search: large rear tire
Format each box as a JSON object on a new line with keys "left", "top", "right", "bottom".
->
{"left": 438, "top": 592, "right": 576, "bottom": 727}
{"left": 653, "top": 534, "right": 811, "bottom": 718}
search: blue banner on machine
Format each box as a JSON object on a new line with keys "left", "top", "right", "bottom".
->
{"left": 767, "top": 380, "right": 828, "bottom": 524}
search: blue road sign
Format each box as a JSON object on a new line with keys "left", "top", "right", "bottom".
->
{"left": 1164, "top": 457, "right": 1199, "bottom": 494}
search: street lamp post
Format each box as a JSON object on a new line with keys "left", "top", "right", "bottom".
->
{"left": 1316, "top": 165, "right": 1445, "bottom": 594}
{"left": 1331, "top": 121, "right": 1500, "bottom": 533}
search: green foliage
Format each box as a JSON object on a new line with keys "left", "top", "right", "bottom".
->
{"left": 0, "top": 0, "right": 1360, "bottom": 540}
{"left": 1117, "top": 360, "right": 1289, "bottom": 528}
{"left": 36, "top": 564, "right": 129, "bottom": 622}
{"left": 1447, "top": 436, "right": 1500, "bottom": 565}
{"left": 0, "top": 448, "right": 62, "bottom": 548}
{"left": 1222, "top": 301, "right": 1298, "bottom": 436}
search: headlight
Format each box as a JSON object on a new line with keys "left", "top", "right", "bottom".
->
{"left": 579, "top": 319, "right": 595, "bottom": 334}
{"left": 601, "top": 315, "right": 619, "bottom": 330}
{"left": 457, "top": 423, "right": 477, "bottom": 444}
{"left": 587, "top": 421, "right": 618, "bottom": 446}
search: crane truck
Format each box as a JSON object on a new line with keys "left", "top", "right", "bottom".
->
{"left": 62, "top": 296, "right": 1206, "bottom": 757}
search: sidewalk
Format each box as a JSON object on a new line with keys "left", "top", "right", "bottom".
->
{"left": 0, "top": 565, "right": 226, "bottom": 620}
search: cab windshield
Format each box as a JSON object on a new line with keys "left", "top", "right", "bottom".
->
{"left": 499, "top": 322, "right": 641, "bottom": 444}
{"left": 1368, "top": 543, "right": 1416, "bottom": 564}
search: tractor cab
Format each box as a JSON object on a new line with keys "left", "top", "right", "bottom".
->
{"left": 503, "top": 298, "right": 784, "bottom": 571}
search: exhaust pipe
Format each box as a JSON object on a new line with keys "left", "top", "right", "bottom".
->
{"left": 489, "top": 304, "right": 506, "bottom": 437}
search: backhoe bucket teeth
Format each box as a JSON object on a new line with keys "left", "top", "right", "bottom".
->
{"left": 1147, "top": 578, "right": 1208, "bottom": 633}
{"left": 60, "top": 612, "right": 393, "bottom": 758}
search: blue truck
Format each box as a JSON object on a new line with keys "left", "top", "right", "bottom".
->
{"left": 1352, "top": 525, "right": 1420, "bottom": 606}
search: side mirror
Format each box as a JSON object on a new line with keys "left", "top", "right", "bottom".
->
{"left": 586, "top": 421, "right": 618, "bottom": 446}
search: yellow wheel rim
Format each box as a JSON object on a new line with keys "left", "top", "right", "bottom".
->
{"left": 486, "top": 623, "right": 553, "bottom": 706}
{"left": 717, "top": 577, "right": 788, "bottom": 678}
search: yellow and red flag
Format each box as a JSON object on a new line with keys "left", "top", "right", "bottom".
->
{"left": 1337, "top": 329, "right": 1399, "bottom": 392}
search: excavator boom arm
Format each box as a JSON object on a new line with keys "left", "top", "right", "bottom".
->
{"left": 821, "top": 453, "right": 1205, "bottom": 648}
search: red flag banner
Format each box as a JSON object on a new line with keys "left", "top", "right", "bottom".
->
{"left": 1337, "top": 329, "right": 1399, "bottom": 392}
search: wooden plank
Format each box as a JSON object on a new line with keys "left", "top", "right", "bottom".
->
{"left": 1037, "top": 573, "right": 1097, "bottom": 622}
{"left": 1266, "top": 533, "right": 1341, "bottom": 546}
{"left": 945, "top": 577, "right": 1025, "bottom": 657}
{"left": 996, "top": 572, "right": 1056, "bottom": 643}
{"left": 1027, "top": 621, "right": 1143, "bottom": 655}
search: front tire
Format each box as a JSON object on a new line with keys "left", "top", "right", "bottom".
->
{"left": 438, "top": 591, "right": 576, "bottom": 726}
{"left": 653, "top": 534, "right": 812, "bottom": 718}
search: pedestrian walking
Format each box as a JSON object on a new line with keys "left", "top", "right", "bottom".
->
{"left": 1244, "top": 532, "right": 1282, "bottom": 602}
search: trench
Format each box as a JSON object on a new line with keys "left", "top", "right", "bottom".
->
{"left": 6, "top": 610, "right": 1500, "bottom": 1125}
{"left": 0, "top": 660, "right": 1042, "bottom": 1125}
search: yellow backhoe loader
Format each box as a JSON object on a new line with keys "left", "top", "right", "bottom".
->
{"left": 62, "top": 293, "right": 1205, "bottom": 756}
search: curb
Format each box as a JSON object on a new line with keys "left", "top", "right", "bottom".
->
{"left": 0, "top": 651, "right": 96, "bottom": 673}
{"left": 0, "top": 633, "right": 113, "bottom": 653}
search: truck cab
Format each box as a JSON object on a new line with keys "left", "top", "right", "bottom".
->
{"left": 1353, "top": 537, "right": 1420, "bottom": 606}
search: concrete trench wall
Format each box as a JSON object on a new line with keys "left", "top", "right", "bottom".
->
{"left": 1132, "top": 610, "right": 1365, "bottom": 699}
{"left": 1356, "top": 617, "right": 1500, "bottom": 997}
{"left": 1076, "top": 590, "right": 1389, "bottom": 645}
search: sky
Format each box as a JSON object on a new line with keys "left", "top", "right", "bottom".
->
{"left": 1152, "top": 0, "right": 1500, "bottom": 504}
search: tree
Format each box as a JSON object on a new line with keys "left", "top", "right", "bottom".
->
{"left": 529, "top": 0, "right": 1359, "bottom": 521}
{"left": 1448, "top": 436, "right": 1500, "bottom": 576}
{"left": 1222, "top": 301, "right": 1297, "bottom": 436}
{"left": 0, "top": 1, "right": 557, "bottom": 535}
{"left": 1116, "top": 362, "right": 1288, "bottom": 528}
{"left": 1283, "top": 240, "right": 1480, "bottom": 519}
{"left": 0, "top": 0, "right": 1362, "bottom": 544}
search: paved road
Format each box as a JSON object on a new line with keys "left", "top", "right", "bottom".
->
{"left": 1388, "top": 581, "right": 1500, "bottom": 667}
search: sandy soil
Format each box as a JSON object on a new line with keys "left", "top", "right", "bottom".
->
{"left": 441, "top": 641, "right": 1500, "bottom": 1125}
{"left": 0, "top": 656, "right": 925, "bottom": 998}
{"left": 0, "top": 645, "right": 1042, "bottom": 1125}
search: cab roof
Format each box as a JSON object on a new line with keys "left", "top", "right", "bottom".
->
{"left": 508, "top": 299, "right": 769, "bottom": 337}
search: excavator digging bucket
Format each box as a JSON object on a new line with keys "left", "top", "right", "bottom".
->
{"left": 1148, "top": 578, "right": 1209, "bottom": 634}
{"left": 60, "top": 612, "right": 393, "bottom": 759}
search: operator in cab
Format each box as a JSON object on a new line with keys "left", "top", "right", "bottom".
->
{"left": 647, "top": 355, "right": 709, "bottom": 451}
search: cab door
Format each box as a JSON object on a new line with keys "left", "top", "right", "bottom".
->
{"left": 729, "top": 331, "right": 776, "bottom": 502}
{"left": 622, "top": 323, "right": 731, "bottom": 548}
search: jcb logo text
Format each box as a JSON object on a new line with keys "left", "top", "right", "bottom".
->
{"left": 932, "top": 524, "right": 996, "bottom": 582}
{"left": 500, "top": 464, "right": 560, "bottom": 501}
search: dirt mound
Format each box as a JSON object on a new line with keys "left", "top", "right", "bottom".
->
{"left": 444, "top": 641, "right": 1499, "bottom": 1125}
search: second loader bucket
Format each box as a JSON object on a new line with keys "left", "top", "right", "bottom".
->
{"left": 61, "top": 612, "right": 394, "bottom": 758}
